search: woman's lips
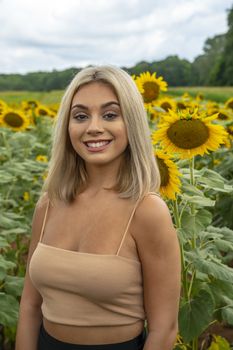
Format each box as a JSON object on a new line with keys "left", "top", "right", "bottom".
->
{"left": 83, "top": 140, "right": 113, "bottom": 152}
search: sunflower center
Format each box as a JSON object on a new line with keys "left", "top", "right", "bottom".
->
{"left": 227, "top": 126, "right": 233, "bottom": 136}
{"left": 218, "top": 112, "right": 228, "bottom": 120}
{"left": 227, "top": 101, "right": 233, "bottom": 110}
{"left": 157, "top": 157, "right": 169, "bottom": 186}
{"left": 142, "top": 82, "right": 160, "bottom": 103}
{"left": 167, "top": 119, "right": 209, "bottom": 149}
{"left": 161, "top": 102, "right": 172, "bottom": 111}
{"left": 38, "top": 109, "right": 48, "bottom": 116}
{"left": 177, "top": 102, "right": 186, "bottom": 110}
{"left": 4, "top": 112, "right": 24, "bottom": 127}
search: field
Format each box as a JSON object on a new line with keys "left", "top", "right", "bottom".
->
{"left": 1, "top": 86, "right": 233, "bottom": 105}
{"left": 0, "top": 84, "right": 233, "bottom": 350}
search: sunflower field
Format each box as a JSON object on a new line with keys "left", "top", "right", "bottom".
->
{"left": 1, "top": 72, "right": 233, "bottom": 350}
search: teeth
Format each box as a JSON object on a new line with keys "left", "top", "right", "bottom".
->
{"left": 86, "top": 141, "right": 110, "bottom": 148}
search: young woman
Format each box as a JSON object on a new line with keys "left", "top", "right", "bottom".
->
{"left": 15, "top": 65, "right": 181, "bottom": 350}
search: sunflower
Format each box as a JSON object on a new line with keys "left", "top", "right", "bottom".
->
{"left": 152, "top": 108, "right": 228, "bottom": 159}
{"left": 196, "top": 93, "right": 204, "bottom": 101}
{"left": 146, "top": 104, "right": 160, "bottom": 122}
{"left": 35, "top": 105, "right": 55, "bottom": 118}
{"left": 0, "top": 109, "right": 30, "bottom": 131}
{"left": 0, "top": 99, "right": 7, "bottom": 114}
{"left": 48, "top": 103, "right": 59, "bottom": 114}
{"left": 156, "top": 97, "right": 176, "bottom": 112}
{"left": 21, "top": 100, "right": 39, "bottom": 111}
{"left": 23, "top": 192, "right": 30, "bottom": 201}
{"left": 216, "top": 108, "right": 232, "bottom": 121}
{"left": 36, "top": 155, "right": 48, "bottom": 162}
{"left": 225, "top": 97, "right": 233, "bottom": 110}
{"left": 155, "top": 150, "right": 182, "bottom": 200}
{"left": 135, "top": 72, "right": 167, "bottom": 106}
{"left": 176, "top": 100, "right": 188, "bottom": 111}
{"left": 226, "top": 124, "right": 233, "bottom": 140}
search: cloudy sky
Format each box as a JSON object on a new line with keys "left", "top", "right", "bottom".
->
{"left": 0, "top": 0, "right": 232, "bottom": 74}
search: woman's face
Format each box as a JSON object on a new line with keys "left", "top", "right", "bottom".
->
{"left": 68, "top": 82, "right": 128, "bottom": 167}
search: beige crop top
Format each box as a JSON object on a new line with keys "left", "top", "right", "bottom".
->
{"left": 29, "top": 192, "right": 159, "bottom": 327}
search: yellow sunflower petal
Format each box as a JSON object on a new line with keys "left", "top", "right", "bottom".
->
{"left": 225, "top": 97, "right": 233, "bottom": 110}
{"left": 155, "top": 149, "right": 182, "bottom": 200}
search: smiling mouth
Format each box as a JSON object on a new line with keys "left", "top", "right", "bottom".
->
{"left": 84, "top": 140, "right": 112, "bottom": 151}
{"left": 84, "top": 140, "right": 112, "bottom": 149}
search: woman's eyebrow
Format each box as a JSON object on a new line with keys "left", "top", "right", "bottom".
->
{"left": 71, "top": 101, "right": 120, "bottom": 110}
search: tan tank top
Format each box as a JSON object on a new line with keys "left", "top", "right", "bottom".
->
{"left": 29, "top": 192, "right": 159, "bottom": 326}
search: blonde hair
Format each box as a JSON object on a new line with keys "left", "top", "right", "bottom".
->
{"left": 41, "top": 65, "right": 161, "bottom": 203}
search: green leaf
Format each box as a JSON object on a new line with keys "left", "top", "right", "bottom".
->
{"left": 0, "top": 267, "right": 6, "bottom": 280}
{"left": 0, "top": 170, "right": 15, "bottom": 184}
{"left": 215, "top": 239, "right": 233, "bottom": 253}
{"left": 186, "top": 250, "right": 233, "bottom": 283}
{"left": 207, "top": 279, "right": 233, "bottom": 306}
{"left": 207, "top": 226, "right": 233, "bottom": 244}
{"left": 0, "top": 227, "right": 28, "bottom": 236}
{"left": 4, "top": 275, "right": 24, "bottom": 297}
{"left": 199, "top": 176, "right": 225, "bottom": 189}
{"left": 181, "top": 209, "right": 212, "bottom": 236}
{"left": 179, "top": 289, "right": 214, "bottom": 342}
{"left": 221, "top": 306, "right": 233, "bottom": 325}
{"left": 0, "top": 292, "right": 19, "bottom": 326}
{"left": 182, "top": 194, "right": 215, "bottom": 206}
{"left": 0, "top": 237, "right": 10, "bottom": 248}
{"left": 181, "top": 183, "right": 205, "bottom": 197}
{"left": 0, "top": 256, "right": 16, "bottom": 271}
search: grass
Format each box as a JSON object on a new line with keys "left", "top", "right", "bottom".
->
{"left": 0, "top": 90, "right": 64, "bottom": 106}
{"left": 0, "top": 87, "right": 233, "bottom": 107}
{"left": 167, "top": 86, "right": 233, "bottom": 103}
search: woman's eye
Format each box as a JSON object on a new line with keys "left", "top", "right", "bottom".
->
{"left": 74, "top": 114, "right": 88, "bottom": 121}
{"left": 103, "top": 113, "right": 117, "bottom": 120}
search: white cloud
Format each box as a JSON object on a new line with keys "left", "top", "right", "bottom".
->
{"left": 0, "top": 0, "right": 232, "bottom": 73}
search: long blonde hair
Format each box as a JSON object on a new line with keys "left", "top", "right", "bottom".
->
{"left": 41, "top": 65, "right": 160, "bottom": 203}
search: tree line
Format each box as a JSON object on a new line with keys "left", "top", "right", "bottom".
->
{"left": 0, "top": 6, "right": 232, "bottom": 91}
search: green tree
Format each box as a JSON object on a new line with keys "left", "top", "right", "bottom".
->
{"left": 192, "top": 34, "right": 226, "bottom": 85}
{"left": 212, "top": 6, "right": 233, "bottom": 85}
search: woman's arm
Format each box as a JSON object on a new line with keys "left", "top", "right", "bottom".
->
{"left": 15, "top": 194, "right": 48, "bottom": 350}
{"left": 132, "top": 194, "right": 181, "bottom": 350}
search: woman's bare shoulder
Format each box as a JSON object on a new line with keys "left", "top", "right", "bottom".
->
{"left": 137, "top": 193, "right": 170, "bottom": 222}
{"left": 131, "top": 193, "right": 174, "bottom": 241}
{"left": 36, "top": 191, "right": 49, "bottom": 208}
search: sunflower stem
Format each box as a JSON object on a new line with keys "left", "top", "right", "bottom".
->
{"left": 187, "top": 268, "right": 196, "bottom": 299}
{"left": 189, "top": 157, "right": 195, "bottom": 216}
{"left": 189, "top": 157, "right": 197, "bottom": 253}
{"left": 191, "top": 337, "right": 198, "bottom": 350}
{"left": 189, "top": 157, "right": 195, "bottom": 186}
{"left": 210, "top": 152, "right": 215, "bottom": 169}
{"left": 173, "top": 198, "right": 181, "bottom": 228}
{"left": 172, "top": 198, "right": 189, "bottom": 301}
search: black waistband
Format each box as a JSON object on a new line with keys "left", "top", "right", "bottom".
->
{"left": 38, "top": 322, "right": 147, "bottom": 350}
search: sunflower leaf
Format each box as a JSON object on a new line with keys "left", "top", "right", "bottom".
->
{"left": 181, "top": 183, "right": 204, "bottom": 196}
{"left": 179, "top": 289, "right": 214, "bottom": 342}
{"left": 4, "top": 275, "right": 24, "bottom": 297}
{"left": 186, "top": 250, "right": 233, "bottom": 283}
{"left": 181, "top": 209, "right": 212, "bottom": 236}
{"left": 0, "top": 293, "right": 19, "bottom": 327}
{"left": 182, "top": 194, "right": 215, "bottom": 206}
{"left": 221, "top": 306, "right": 233, "bottom": 325}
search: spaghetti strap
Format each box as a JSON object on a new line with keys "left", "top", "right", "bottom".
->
{"left": 39, "top": 199, "right": 50, "bottom": 242}
{"left": 116, "top": 192, "right": 160, "bottom": 255}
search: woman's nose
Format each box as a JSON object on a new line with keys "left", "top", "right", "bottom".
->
{"left": 86, "top": 116, "right": 104, "bottom": 134}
